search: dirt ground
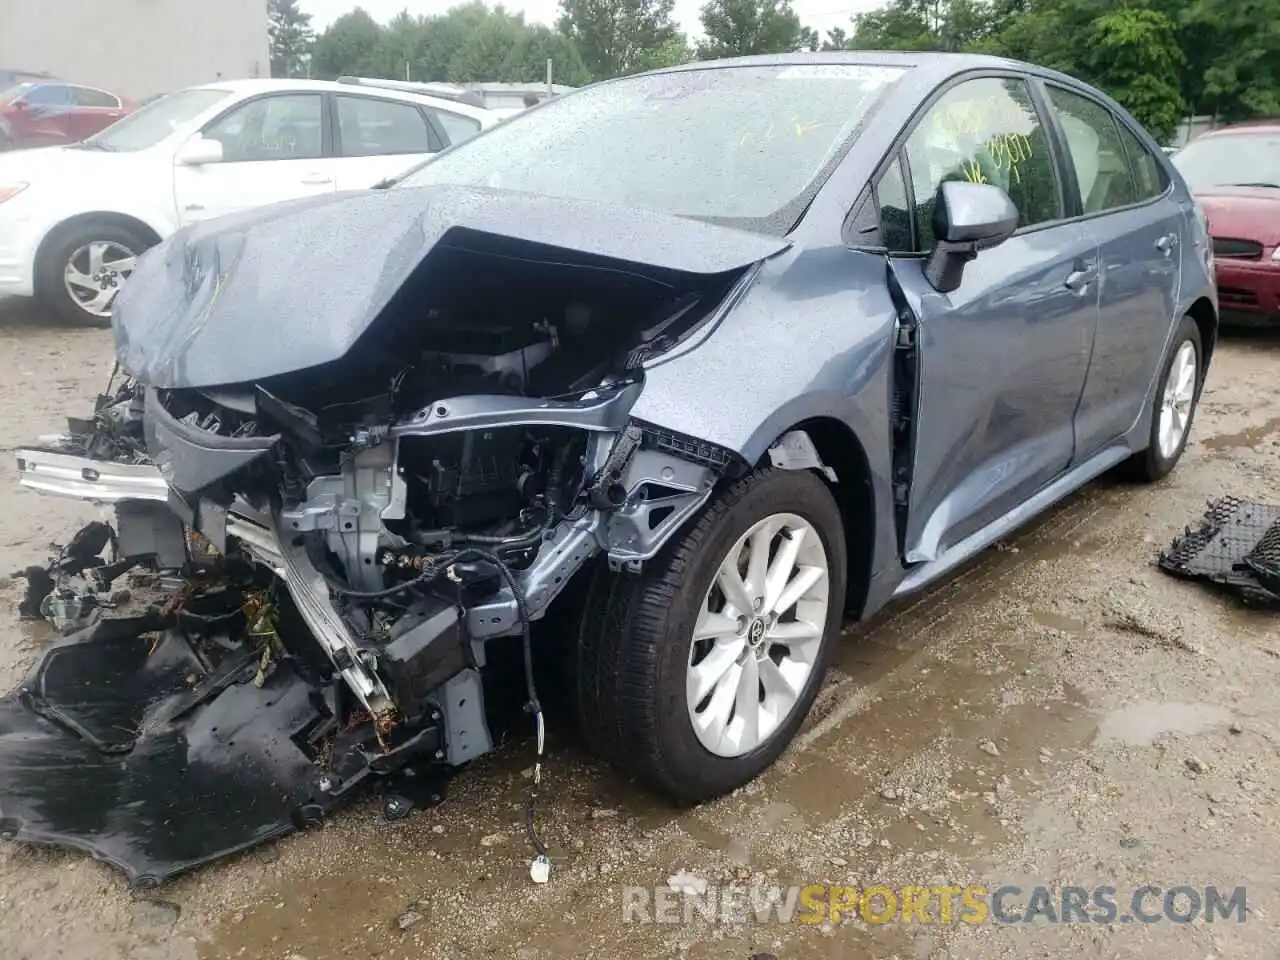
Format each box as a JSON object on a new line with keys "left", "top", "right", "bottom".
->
{"left": 1, "top": 294, "right": 1278, "bottom": 960}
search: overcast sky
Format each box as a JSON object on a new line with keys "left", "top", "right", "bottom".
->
{"left": 298, "top": 0, "right": 886, "bottom": 43}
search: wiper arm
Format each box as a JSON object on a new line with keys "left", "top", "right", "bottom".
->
{"left": 370, "top": 176, "right": 398, "bottom": 190}
{"left": 1225, "top": 181, "right": 1280, "bottom": 188}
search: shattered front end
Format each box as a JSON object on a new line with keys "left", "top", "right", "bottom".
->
{"left": 5, "top": 189, "right": 763, "bottom": 884}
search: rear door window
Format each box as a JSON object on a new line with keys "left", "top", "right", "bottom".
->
{"left": 1046, "top": 85, "right": 1138, "bottom": 213}
{"left": 71, "top": 86, "right": 120, "bottom": 108}
{"left": 429, "top": 108, "right": 481, "bottom": 148}
{"left": 336, "top": 95, "right": 433, "bottom": 156}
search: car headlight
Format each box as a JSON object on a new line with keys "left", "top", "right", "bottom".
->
{"left": 0, "top": 182, "right": 29, "bottom": 205}
{"left": 1272, "top": 246, "right": 1280, "bottom": 262}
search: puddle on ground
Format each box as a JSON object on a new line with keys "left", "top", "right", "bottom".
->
{"left": 1201, "top": 415, "right": 1280, "bottom": 452}
{"left": 1094, "top": 700, "right": 1232, "bottom": 747}
{"left": 1032, "top": 611, "right": 1086, "bottom": 634}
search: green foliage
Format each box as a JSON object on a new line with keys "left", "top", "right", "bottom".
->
{"left": 311, "top": 4, "right": 589, "bottom": 85}
{"left": 268, "top": 0, "right": 315, "bottom": 78}
{"left": 851, "top": 0, "right": 1280, "bottom": 142}
{"left": 294, "top": 0, "right": 1280, "bottom": 138}
{"left": 1085, "top": 8, "right": 1185, "bottom": 142}
{"left": 696, "top": 0, "right": 818, "bottom": 58}
{"left": 556, "top": 0, "right": 681, "bottom": 78}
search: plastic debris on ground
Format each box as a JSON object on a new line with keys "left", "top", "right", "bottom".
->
{"left": 1158, "top": 496, "right": 1280, "bottom": 605}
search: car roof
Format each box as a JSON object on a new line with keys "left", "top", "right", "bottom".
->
{"left": 190, "top": 77, "right": 495, "bottom": 120}
{"left": 649, "top": 49, "right": 1031, "bottom": 80}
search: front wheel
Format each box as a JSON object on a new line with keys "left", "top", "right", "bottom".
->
{"left": 575, "top": 467, "right": 848, "bottom": 802}
{"left": 36, "top": 221, "right": 151, "bottom": 327}
{"left": 1122, "top": 314, "right": 1204, "bottom": 482}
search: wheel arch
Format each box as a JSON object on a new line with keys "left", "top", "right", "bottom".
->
{"left": 1186, "top": 296, "right": 1218, "bottom": 372}
{"left": 33, "top": 211, "right": 165, "bottom": 297}
{"left": 757, "top": 417, "right": 877, "bottom": 618}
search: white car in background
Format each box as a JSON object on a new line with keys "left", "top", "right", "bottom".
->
{"left": 0, "top": 78, "right": 497, "bottom": 325}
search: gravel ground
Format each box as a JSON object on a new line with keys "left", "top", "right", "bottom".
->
{"left": 1, "top": 295, "right": 1278, "bottom": 960}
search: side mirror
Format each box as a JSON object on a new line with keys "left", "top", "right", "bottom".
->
{"left": 924, "top": 181, "right": 1019, "bottom": 294}
{"left": 175, "top": 135, "right": 223, "bottom": 166}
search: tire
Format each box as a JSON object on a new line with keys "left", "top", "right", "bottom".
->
{"left": 575, "top": 467, "right": 848, "bottom": 802}
{"left": 36, "top": 220, "right": 153, "bottom": 328}
{"left": 1121, "top": 314, "right": 1204, "bottom": 482}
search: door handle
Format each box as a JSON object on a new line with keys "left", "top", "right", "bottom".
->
{"left": 300, "top": 174, "right": 333, "bottom": 185}
{"left": 1156, "top": 233, "right": 1178, "bottom": 255}
{"left": 1064, "top": 263, "right": 1098, "bottom": 293}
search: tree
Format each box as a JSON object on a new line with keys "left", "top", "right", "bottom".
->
{"left": 1083, "top": 8, "right": 1185, "bottom": 142}
{"left": 268, "top": 0, "right": 315, "bottom": 78}
{"left": 697, "top": 0, "right": 818, "bottom": 58}
{"left": 821, "top": 26, "right": 849, "bottom": 50}
{"left": 557, "top": 0, "right": 681, "bottom": 79}
{"left": 311, "top": 8, "right": 384, "bottom": 78}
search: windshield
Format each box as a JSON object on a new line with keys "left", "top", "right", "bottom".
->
{"left": 82, "top": 88, "right": 233, "bottom": 151}
{"left": 1173, "top": 132, "right": 1280, "bottom": 189}
{"left": 397, "top": 63, "right": 906, "bottom": 233}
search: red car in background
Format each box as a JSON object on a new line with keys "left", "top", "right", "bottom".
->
{"left": 0, "top": 79, "right": 134, "bottom": 150}
{"left": 1172, "top": 121, "right": 1280, "bottom": 323}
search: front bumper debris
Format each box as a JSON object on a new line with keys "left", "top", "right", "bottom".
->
{"left": 16, "top": 444, "right": 167, "bottom": 503}
{"left": 1159, "top": 496, "right": 1280, "bottom": 604}
{"left": 0, "top": 613, "right": 346, "bottom": 886}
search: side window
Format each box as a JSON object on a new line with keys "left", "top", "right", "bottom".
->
{"left": 72, "top": 86, "right": 120, "bottom": 108}
{"left": 203, "top": 94, "right": 324, "bottom": 162}
{"left": 23, "top": 84, "right": 72, "bottom": 106}
{"left": 429, "top": 108, "right": 481, "bottom": 148}
{"left": 876, "top": 157, "right": 913, "bottom": 253}
{"left": 1115, "top": 122, "right": 1168, "bottom": 201}
{"left": 336, "top": 96, "right": 432, "bottom": 157}
{"left": 905, "top": 77, "right": 1063, "bottom": 251}
{"left": 1046, "top": 85, "right": 1137, "bottom": 213}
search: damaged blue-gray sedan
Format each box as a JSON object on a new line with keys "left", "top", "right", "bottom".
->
{"left": 6, "top": 52, "right": 1217, "bottom": 885}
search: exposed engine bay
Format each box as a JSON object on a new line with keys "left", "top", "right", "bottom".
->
{"left": 6, "top": 234, "right": 757, "bottom": 885}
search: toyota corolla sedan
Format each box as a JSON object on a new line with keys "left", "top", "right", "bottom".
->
{"left": 4, "top": 52, "right": 1216, "bottom": 885}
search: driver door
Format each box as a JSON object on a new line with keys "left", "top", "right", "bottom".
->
{"left": 172, "top": 92, "right": 337, "bottom": 225}
{"left": 879, "top": 75, "right": 1100, "bottom": 563}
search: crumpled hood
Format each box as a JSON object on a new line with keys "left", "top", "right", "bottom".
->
{"left": 113, "top": 184, "right": 789, "bottom": 389}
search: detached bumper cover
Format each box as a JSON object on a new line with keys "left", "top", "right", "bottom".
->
{"left": 0, "top": 616, "right": 342, "bottom": 887}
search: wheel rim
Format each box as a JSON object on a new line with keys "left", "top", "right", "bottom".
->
{"left": 686, "top": 512, "right": 830, "bottom": 758}
{"left": 1157, "top": 340, "right": 1198, "bottom": 460}
{"left": 63, "top": 240, "right": 137, "bottom": 319}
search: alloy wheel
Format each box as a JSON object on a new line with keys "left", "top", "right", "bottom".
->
{"left": 1157, "top": 340, "right": 1198, "bottom": 460}
{"left": 686, "top": 512, "right": 831, "bottom": 758}
{"left": 63, "top": 240, "right": 137, "bottom": 319}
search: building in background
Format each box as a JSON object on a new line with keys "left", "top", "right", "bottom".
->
{"left": 0, "top": 0, "right": 268, "bottom": 100}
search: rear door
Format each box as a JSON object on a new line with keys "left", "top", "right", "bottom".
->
{"left": 329, "top": 93, "right": 442, "bottom": 191}
{"left": 1042, "top": 83, "right": 1184, "bottom": 457}
{"left": 879, "top": 74, "right": 1100, "bottom": 562}
{"left": 173, "top": 92, "right": 336, "bottom": 224}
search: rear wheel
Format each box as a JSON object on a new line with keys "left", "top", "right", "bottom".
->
{"left": 36, "top": 220, "right": 152, "bottom": 327}
{"left": 575, "top": 467, "right": 847, "bottom": 802}
{"left": 1122, "top": 314, "right": 1203, "bottom": 482}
